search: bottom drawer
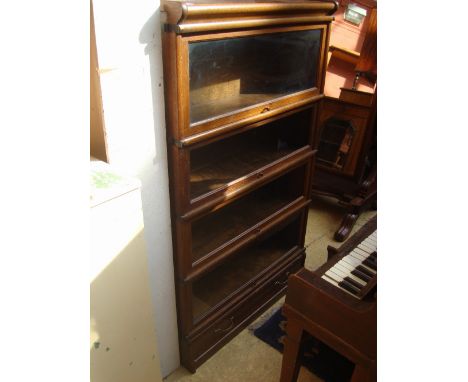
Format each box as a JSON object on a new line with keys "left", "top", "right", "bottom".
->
{"left": 181, "top": 250, "right": 305, "bottom": 372}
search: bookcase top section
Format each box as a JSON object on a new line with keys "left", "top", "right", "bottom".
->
{"left": 162, "top": 0, "right": 338, "bottom": 34}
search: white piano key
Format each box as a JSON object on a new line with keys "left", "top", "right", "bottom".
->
{"left": 321, "top": 275, "right": 359, "bottom": 298}
{"left": 343, "top": 255, "right": 377, "bottom": 274}
{"left": 361, "top": 242, "right": 376, "bottom": 252}
{"left": 352, "top": 253, "right": 376, "bottom": 271}
{"left": 361, "top": 241, "right": 376, "bottom": 252}
{"left": 354, "top": 247, "right": 371, "bottom": 258}
{"left": 348, "top": 252, "right": 366, "bottom": 262}
{"left": 325, "top": 270, "right": 341, "bottom": 283}
{"left": 328, "top": 267, "right": 350, "bottom": 281}
{"left": 332, "top": 264, "right": 366, "bottom": 286}
{"left": 333, "top": 262, "right": 348, "bottom": 272}
{"left": 334, "top": 262, "right": 355, "bottom": 275}
{"left": 322, "top": 274, "right": 340, "bottom": 287}
{"left": 362, "top": 238, "right": 377, "bottom": 250}
{"left": 350, "top": 250, "right": 367, "bottom": 261}
{"left": 343, "top": 254, "right": 375, "bottom": 270}
{"left": 326, "top": 270, "right": 348, "bottom": 284}
{"left": 350, "top": 253, "right": 367, "bottom": 264}
{"left": 342, "top": 253, "right": 362, "bottom": 266}
{"left": 347, "top": 273, "right": 367, "bottom": 286}
{"left": 337, "top": 259, "right": 356, "bottom": 272}
{"left": 365, "top": 236, "right": 377, "bottom": 245}
{"left": 337, "top": 261, "right": 371, "bottom": 282}
{"left": 357, "top": 243, "right": 374, "bottom": 254}
{"left": 327, "top": 270, "right": 363, "bottom": 291}
{"left": 338, "top": 263, "right": 371, "bottom": 283}
{"left": 365, "top": 243, "right": 377, "bottom": 252}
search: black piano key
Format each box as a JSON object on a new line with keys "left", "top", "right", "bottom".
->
{"left": 366, "top": 257, "right": 377, "bottom": 270}
{"left": 338, "top": 280, "right": 360, "bottom": 295}
{"left": 344, "top": 277, "right": 363, "bottom": 290}
{"left": 364, "top": 256, "right": 377, "bottom": 267}
{"left": 356, "top": 265, "right": 374, "bottom": 278}
{"left": 369, "top": 251, "right": 377, "bottom": 259}
{"left": 363, "top": 258, "right": 377, "bottom": 271}
{"left": 351, "top": 269, "right": 371, "bottom": 283}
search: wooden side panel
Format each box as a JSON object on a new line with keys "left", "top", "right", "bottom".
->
{"left": 355, "top": 7, "right": 377, "bottom": 80}
{"left": 90, "top": 2, "right": 108, "bottom": 162}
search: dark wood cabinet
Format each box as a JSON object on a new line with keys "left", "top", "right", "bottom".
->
{"left": 312, "top": 3, "right": 377, "bottom": 242}
{"left": 161, "top": 0, "right": 337, "bottom": 372}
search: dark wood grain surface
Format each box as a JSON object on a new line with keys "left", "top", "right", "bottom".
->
{"left": 161, "top": 0, "right": 335, "bottom": 371}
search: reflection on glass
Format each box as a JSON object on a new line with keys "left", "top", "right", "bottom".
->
{"left": 189, "top": 29, "right": 321, "bottom": 124}
{"left": 317, "top": 118, "right": 355, "bottom": 170}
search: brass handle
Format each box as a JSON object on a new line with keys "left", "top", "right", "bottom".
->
{"left": 257, "top": 171, "right": 265, "bottom": 178}
{"left": 261, "top": 107, "right": 271, "bottom": 113}
{"left": 214, "top": 316, "right": 234, "bottom": 333}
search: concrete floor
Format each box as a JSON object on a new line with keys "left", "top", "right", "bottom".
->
{"left": 165, "top": 195, "right": 376, "bottom": 382}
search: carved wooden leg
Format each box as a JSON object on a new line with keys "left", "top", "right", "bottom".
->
{"left": 334, "top": 212, "right": 359, "bottom": 242}
{"left": 280, "top": 319, "right": 304, "bottom": 382}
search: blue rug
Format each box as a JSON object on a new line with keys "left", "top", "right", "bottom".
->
{"left": 252, "top": 308, "right": 355, "bottom": 382}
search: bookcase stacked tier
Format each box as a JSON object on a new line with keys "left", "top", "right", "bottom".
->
{"left": 161, "top": 0, "right": 336, "bottom": 372}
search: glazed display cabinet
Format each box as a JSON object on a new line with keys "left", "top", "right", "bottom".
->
{"left": 161, "top": 0, "right": 337, "bottom": 372}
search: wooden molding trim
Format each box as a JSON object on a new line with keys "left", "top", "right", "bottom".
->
{"left": 328, "top": 44, "right": 360, "bottom": 66}
{"left": 162, "top": 1, "right": 338, "bottom": 33}
{"left": 177, "top": 94, "right": 325, "bottom": 148}
{"left": 329, "top": 45, "right": 360, "bottom": 58}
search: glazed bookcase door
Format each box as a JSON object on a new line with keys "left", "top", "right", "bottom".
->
{"left": 191, "top": 212, "right": 305, "bottom": 324}
{"left": 186, "top": 106, "right": 316, "bottom": 211}
{"left": 188, "top": 162, "right": 311, "bottom": 278}
{"left": 189, "top": 28, "right": 321, "bottom": 123}
{"left": 177, "top": 25, "right": 329, "bottom": 140}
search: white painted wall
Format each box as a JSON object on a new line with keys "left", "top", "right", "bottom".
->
{"left": 92, "top": 0, "right": 179, "bottom": 376}
{"left": 90, "top": 160, "right": 163, "bottom": 382}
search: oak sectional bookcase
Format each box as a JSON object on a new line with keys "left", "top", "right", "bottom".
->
{"left": 161, "top": 0, "right": 337, "bottom": 372}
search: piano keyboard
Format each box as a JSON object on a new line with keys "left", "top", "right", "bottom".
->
{"left": 322, "top": 230, "right": 377, "bottom": 298}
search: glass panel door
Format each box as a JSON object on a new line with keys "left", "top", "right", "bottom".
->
{"left": 190, "top": 108, "right": 312, "bottom": 200}
{"left": 189, "top": 29, "right": 322, "bottom": 124}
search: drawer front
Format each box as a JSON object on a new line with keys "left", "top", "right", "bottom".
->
{"left": 184, "top": 252, "right": 305, "bottom": 369}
